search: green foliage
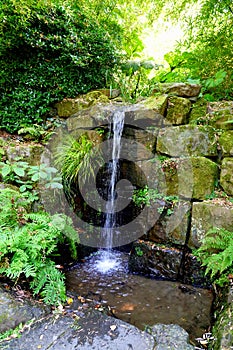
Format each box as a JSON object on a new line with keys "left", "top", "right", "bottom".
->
{"left": 133, "top": 186, "right": 179, "bottom": 215}
{"left": 194, "top": 227, "right": 233, "bottom": 286}
{"left": 135, "top": 246, "right": 144, "bottom": 257}
{"left": 18, "top": 125, "right": 54, "bottom": 142}
{"left": 55, "top": 134, "right": 102, "bottom": 189}
{"left": 0, "top": 0, "right": 120, "bottom": 133}
{"left": 0, "top": 159, "right": 62, "bottom": 192}
{"left": 0, "top": 188, "right": 79, "bottom": 305}
{"left": 113, "top": 59, "right": 160, "bottom": 101}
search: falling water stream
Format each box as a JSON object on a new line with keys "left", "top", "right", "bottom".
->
{"left": 95, "top": 110, "right": 125, "bottom": 273}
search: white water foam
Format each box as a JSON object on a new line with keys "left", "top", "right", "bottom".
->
{"left": 94, "top": 250, "right": 122, "bottom": 274}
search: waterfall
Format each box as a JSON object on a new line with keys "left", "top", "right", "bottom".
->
{"left": 95, "top": 109, "right": 125, "bottom": 272}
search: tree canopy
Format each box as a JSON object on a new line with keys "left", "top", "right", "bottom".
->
{"left": 0, "top": 0, "right": 233, "bottom": 132}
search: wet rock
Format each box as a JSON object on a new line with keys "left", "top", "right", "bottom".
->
{"left": 145, "top": 200, "right": 191, "bottom": 246}
{"left": 1, "top": 309, "right": 155, "bottom": 350}
{"left": 180, "top": 252, "right": 211, "bottom": 287}
{"left": 189, "top": 200, "right": 233, "bottom": 248}
{"left": 55, "top": 91, "right": 110, "bottom": 118}
{"left": 151, "top": 324, "right": 194, "bottom": 350}
{"left": 0, "top": 286, "right": 49, "bottom": 333}
{"left": 153, "top": 83, "right": 201, "bottom": 97}
{"left": 219, "top": 131, "right": 233, "bottom": 156}
{"left": 128, "top": 241, "right": 182, "bottom": 280}
{"left": 157, "top": 125, "right": 217, "bottom": 157}
{"left": 220, "top": 157, "right": 233, "bottom": 196}
{"left": 165, "top": 96, "right": 191, "bottom": 125}
{"left": 161, "top": 156, "right": 218, "bottom": 200}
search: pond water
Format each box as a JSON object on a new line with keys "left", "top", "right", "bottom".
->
{"left": 65, "top": 250, "right": 213, "bottom": 345}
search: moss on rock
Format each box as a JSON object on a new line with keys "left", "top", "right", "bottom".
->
{"left": 165, "top": 96, "right": 191, "bottom": 125}
{"left": 220, "top": 157, "right": 233, "bottom": 195}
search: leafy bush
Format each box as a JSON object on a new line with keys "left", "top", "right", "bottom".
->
{"left": 0, "top": 159, "right": 62, "bottom": 192}
{"left": 0, "top": 0, "right": 121, "bottom": 132}
{"left": 0, "top": 188, "right": 79, "bottom": 305}
{"left": 194, "top": 227, "right": 233, "bottom": 286}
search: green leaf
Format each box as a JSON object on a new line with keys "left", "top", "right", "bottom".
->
{"left": 1, "top": 164, "right": 11, "bottom": 177}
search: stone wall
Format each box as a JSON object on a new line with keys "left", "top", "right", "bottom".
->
{"left": 52, "top": 84, "right": 233, "bottom": 286}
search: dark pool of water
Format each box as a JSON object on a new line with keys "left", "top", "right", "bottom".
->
{"left": 65, "top": 250, "right": 213, "bottom": 344}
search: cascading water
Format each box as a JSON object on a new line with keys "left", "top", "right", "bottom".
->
{"left": 95, "top": 110, "right": 125, "bottom": 273}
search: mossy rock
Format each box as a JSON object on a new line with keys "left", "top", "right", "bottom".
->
{"left": 157, "top": 125, "right": 217, "bottom": 157}
{"left": 189, "top": 200, "right": 233, "bottom": 248}
{"left": 6, "top": 144, "right": 44, "bottom": 166}
{"left": 141, "top": 94, "right": 168, "bottom": 116}
{"left": 189, "top": 97, "right": 208, "bottom": 124}
{"left": 212, "top": 290, "right": 233, "bottom": 350}
{"left": 145, "top": 200, "right": 191, "bottom": 246}
{"left": 208, "top": 101, "right": 233, "bottom": 130}
{"left": 55, "top": 91, "right": 110, "bottom": 118}
{"left": 220, "top": 157, "right": 233, "bottom": 195}
{"left": 152, "top": 83, "right": 201, "bottom": 97}
{"left": 165, "top": 96, "right": 191, "bottom": 125}
{"left": 161, "top": 156, "right": 218, "bottom": 200}
{"left": 219, "top": 130, "right": 233, "bottom": 156}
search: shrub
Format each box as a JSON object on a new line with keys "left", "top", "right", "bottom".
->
{"left": 0, "top": 0, "right": 121, "bottom": 132}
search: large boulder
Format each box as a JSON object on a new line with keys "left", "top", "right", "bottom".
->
{"left": 67, "top": 104, "right": 113, "bottom": 131}
{"left": 123, "top": 127, "right": 158, "bottom": 160}
{"left": 220, "top": 157, "right": 233, "bottom": 195}
{"left": 161, "top": 156, "right": 218, "bottom": 200}
{"left": 189, "top": 98, "right": 208, "bottom": 124}
{"left": 189, "top": 200, "right": 233, "bottom": 248}
{"left": 153, "top": 83, "right": 201, "bottom": 97}
{"left": 124, "top": 95, "right": 167, "bottom": 128}
{"left": 165, "top": 96, "right": 191, "bottom": 125}
{"left": 157, "top": 125, "right": 217, "bottom": 157}
{"left": 152, "top": 324, "right": 194, "bottom": 350}
{"left": 55, "top": 91, "right": 110, "bottom": 118}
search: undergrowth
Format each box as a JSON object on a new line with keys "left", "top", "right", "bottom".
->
{"left": 0, "top": 188, "right": 79, "bottom": 305}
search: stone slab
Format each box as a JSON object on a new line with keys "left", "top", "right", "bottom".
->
{"left": 190, "top": 200, "right": 233, "bottom": 248}
{"left": 157, "top": 125, "right": 217, "bottom": 157}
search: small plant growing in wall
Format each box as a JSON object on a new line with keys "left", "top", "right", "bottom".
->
{"left": 132, "top": 186, "right": 179, "bottom": 215}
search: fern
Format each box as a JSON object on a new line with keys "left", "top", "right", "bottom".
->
{"left": 194, "top": 227, "right": 233, "bottom": 286}
{"left": 0, "top": 188, "right": 78, "bottom": 305}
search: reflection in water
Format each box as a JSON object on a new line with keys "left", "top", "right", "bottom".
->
{"left": 66, "top": 251, "right": 213, "bottom": 343}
